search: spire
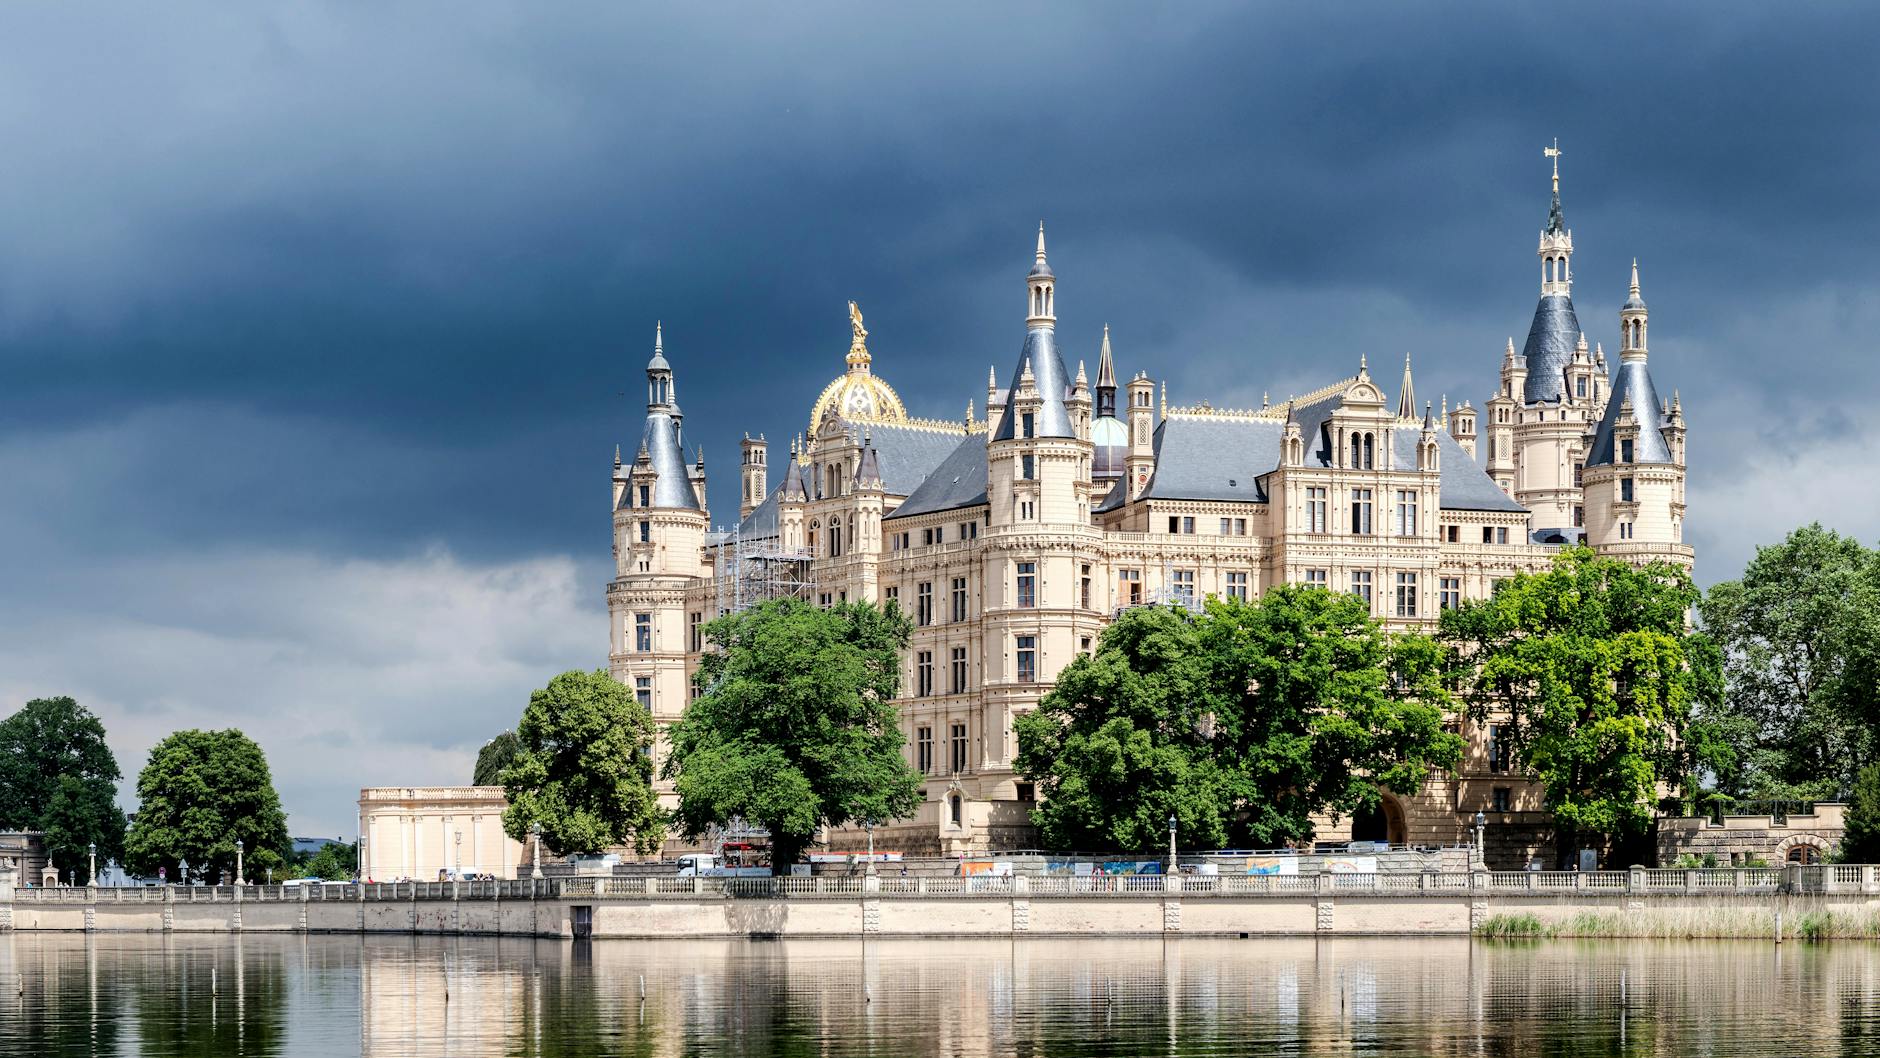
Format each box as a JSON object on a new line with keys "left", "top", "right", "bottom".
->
{"left": 1074, "top": 359, "right": 1088, "bottom": 387}
{"left": 632, "top": 323, "right": 699, "bottom": 510}
{"left": 1026, "top": 222, "right": 1056, "bottom": 327}
{"left": 1397, "top": 353, "right": 1416, "bottom": 419}
{"left": 1544, "top": 138, "right": 1565, "bottom": 234}
{"left": 996, "top": 228, "right": 1073, "bottom": 441}
{"left": 846, "top": 300, "right": 872, "bottom": 370}
{"left": 1423, "top": 401, "right": 1435, "bottom": 431}
{"left": 1621, "top": 260, "right": 1649, "bottom": 362}
{"left": 614, "top": 443, "right": 622, "bottom": 467}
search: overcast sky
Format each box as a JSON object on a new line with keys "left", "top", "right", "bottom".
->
{"left": 3, "top": 4, "right": 1876, "bottom": 837}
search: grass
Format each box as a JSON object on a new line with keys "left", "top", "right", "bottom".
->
{"left": 1476, "top": 904, "right": 1880, "bottom": 941}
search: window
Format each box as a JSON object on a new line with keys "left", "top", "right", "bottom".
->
{"left": 1016, "top": 635, "right": 1036, "bottom": 682}
{"left": 915, "top": 582, "right": 933, "bottom": 626}
{"left": 961, "top": 520, "right": 977, "bottom": 540}
{"left": 950, "top": 794, "right": 963, "bottom": 826}
{"left": 933, "top": 526, "right": 944, "bottom": 544}
{"left": 1351, "top": 570, "right": 1373, "bottom": 605}
{"left": 1620, "top": 521, "right": 1634, "bottom": 540}
{"left": 1021, "top": 454, "right": 1035, "bottom": 480}
{"left": 1022, "top": 412, "right": 1035, "bottom": 439}
{"left": 1183, "top": 516, "right": 1195, "bottom": 534}
{"left": 1576, "top": 376, "right": 1587, "bottom": 398}
{"left": 1573, "top": 506, "right": 1584, "bottom": 527}
{"left": 1440, "top": 577, "right": 1461, "bottom": 610}
{"left": 1016, "top": 562, "right": 1036, "bottom": 608}
{"left": 818, "top": 592, "right": 833, "bottom": 608}
{"left": 1080, "top": 565, "right": 1092, "bottom": 610}
{"left": 950, "top": 647, "right": 968, "bottom": 694}
{"left": 1173, "top": 569, "right": 1196, "bottom": 604}
{"left": 922, "top": 528, "right": 935, "bottom": 546}
{"left": 1492, "top": 787, "right": 1512, "bottom": 813}
{"left": 1305, "top": 568, "right": 1328, "bottom": 586}
{"left": 950, "top": 722, "right": 968, "bottom": 774}
{"left": 1394, "top": 572, "right": 1418, "bottom": 618}
{"left": 1620, "top": 477, "right": 1635, "bottom": 503}
{"left": 1482, "top": 526, "right": 1494, "bottom": 544}
{"left": 886, "top": 585, "right": 900, "bottom": 605}
{"left": 1620, "top": 439, "right": 1634, "bottom": 464}
{"left": 916, "top": 727, "right": 933, "bottom": 773}
{"left": 951, "top": 577, "right": 968, "bottom": 622}
{"left": 638, "top": 520, "right": 650, "bottom": 543}
{"left": 1445, "top": 524, "right": 1460, "bottom": 543}
{"left": 830, "top": 520, "right": 842, "bottom": 557}
{"left": 1573, "top": 463, "right": 1584, "bottom": 488}
{"left": 1396, "top": 490, "right": 1417, "bottom": 537}
{"left": 1488, "top": 723, "right": 1512, "bottom": 773}
{"left": 1219, "top": 517, "right": 1246, "bottom": 535}
{"left": 1497, "top": 527, "right": 1508, "bottom": 545}
{"left": 916, "top": 651, "right": 933, "bottom": 697}
{"left": 1079, "top": 636, "right": 1093, "bottom": 656}
{"left": 634, "top": 676, "right": 651, "bottom": 709}
{"left": 689, "top": 612, "right": 702, "bottom": 653}
{"left": 1351, "top": 489, "right": 1373, "bottom": 535}
{"left": 1119, "top": 569, "right": 1142, "bottom": 606}
{"left": 634, "top": 613, "right": 652, "bottom": 652}
{"left": 1019, "top": 499, "right": 1035, "bottom": 520}
{"left": 1168, "top": 516, "right": 1178, "bottom": 534}
{"left": 1308, "top": 487, "right": 1328, "bottom": 533}
{"left": 1226, "top": 571, "right": 1249, "bottom": 600}
{"left": 637, "top": 484, "right": 649, "bottom": 508}
{"left": 1015, "top": 782, "right": 1036, "bottom": 802}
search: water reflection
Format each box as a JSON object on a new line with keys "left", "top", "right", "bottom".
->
{"left": 6, "top": 933, "right": 1880, "bottom": 1056}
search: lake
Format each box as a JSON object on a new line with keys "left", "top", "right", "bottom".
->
{"left": 3, "top": 933, "right": 1879, "bottom": 1056}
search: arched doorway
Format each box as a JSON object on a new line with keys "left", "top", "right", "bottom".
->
{"left": 1350, "top": 795, "right": 1405, "bottom": 845}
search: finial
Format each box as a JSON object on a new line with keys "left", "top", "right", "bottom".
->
{"left": 1505, "top": 337, "right": 1516, "bottom": 359}
{"left": 966, "top": 398, "right": 975, "bottom": 425}
{"left": 1159, "top": 381, "right": 1167, "bottom": 418}
{"left": 655, "top": 320, "right": 663, "bottom": 354}
{"left": 1424, "top": 401, "right": 1435, "bottom": 430}
{"left": 1036, "top": 221, "right": 1047, "bottom": 260}
{"left": 696, "top": 446, "right": 705, "bottom": 466}
{"left": 1544, "top": 138, "right": 1562, "bottom": 192}
{"left": 1631, "top": 258, "right": 1640, "bottom": 296}
{"left": 1075, "top": 359, "right": 1088, "bottom": 385}
{"left": 614, "top": 443, "right": 622, "bottom": 466}
{"left": 847, "top": 300, "right": 870, "bottom": 367}
{"left": 1397, "top": 352, "right": 1416, "bottom": 419}
{"left": 1262, "top": 391, "right": 1269, "bottom": 409}
{"left": 989, "top": 365, "right": 998, "bottom": 388}
{"left": 863, "top": 426, "right": 872, "bottom": 446}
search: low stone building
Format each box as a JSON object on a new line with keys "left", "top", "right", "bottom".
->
{"left": 0, "top": 832, "right": 50, "bottom": 885}
{"left": 1657, "top": 804, "right": 1845, "bottom": 866}
{"left": 357, "top": 787, "right": 531, "bottom": 881}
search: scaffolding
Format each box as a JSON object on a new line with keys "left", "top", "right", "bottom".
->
{"left": 711, "top": 521, "right": 816, "bottom": 616}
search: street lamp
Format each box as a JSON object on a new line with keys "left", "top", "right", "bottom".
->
{"left": 87, "top": 842, "right": 96, "bottom": 887}
{"left": 864, "top": 820, "right": 876, "bottom": 877}
{"left": 1472, "top": 810, "right": 1487, "bottom": 867}
{"left": 530, "top": 823, "right": 543, "bottom": 880}
{"left": 235, "top": 839, "right": 245, "bottom": 886}
{"left": 1168, "top": 813, "right": 1178, "bottom": 875}
{"left": 454, "top": 829, "right": 463, "bottom": 880}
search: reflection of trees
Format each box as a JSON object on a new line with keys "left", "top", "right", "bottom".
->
{"left": 4, "top": 936, "right": 128, "bottom": 1058}
{"left": 126, "top": 936, "right": 289, "bottom": 1057}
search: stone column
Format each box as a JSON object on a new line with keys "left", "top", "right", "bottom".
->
{"left": 1011, "top": 874, "right": 1030, "bottom": 934}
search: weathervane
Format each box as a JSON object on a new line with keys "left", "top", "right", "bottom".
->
{"left": 1544, "top": 138, "right": 1563, "bottom": 193}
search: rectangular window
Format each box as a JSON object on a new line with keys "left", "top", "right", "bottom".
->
{"left": 1396, "top": 490, "right": 1417, "bottom": 537}
{"left": 1351, "top": 570, "right": 1373, "bottom": 605}
{"left": 1308, "top": 487, "right": 1328, "bottom": 533}
{"left": 1620, "top": 477, "right": 1635, "bottom": 503}
{"left": 1573, "top": 463, "right": 1585, "bottom": 488}
{"left": 1119, "top": 569, "right": 1142, "bottom": 606}
{"left": 962, "top": 521, "right": 978, "bottom": 540}
{"left": 1620, "top": 439, "right": 1634, "bottom": 464}
{"left": 1620, "top": 521, "right": 1634, "bottom": 540}
{"left": 818, "top": 592, "right": 833, "bottom": 608}
{"left": 636, "top": 484, "right": 649, "bottom": 508}
{"left": 950, "top": 647, "right": 968, "bottom": 694}
{"left": 1440, "top": 577, "right": 1461, "bottom": 610}
{"left": 1492, "top": 787, "right": 1512, "bottom": 813}
{"left": 1573, "top": 506, "right": 1585, "bottom": 527}
{"left": 1016, "top": 635, "right": 1036, "bottom": 683}
{"left": 1015, "top": 782, "right": 1036, "bottom": 802}
{"left": 1483, "top": 526, "right": 1494, "bottom": 544}
{"left": 1576, "top": 376, "right": 1587, "bottom": 398}
{"left": 934, "top": 526, "right": 944, "bottom": 545}
{"left": 638, "top": 520, "right": 650, "bottom": 543}
{"left": 1226, "top": 571, "right": 1249, "bottom": 600}
{"left": 689, "top": 611, "right": 702, "bottom": 653}
{"left": 634, "top": 676, "right": 651, "bottom": 709}
{"left": 1305, "top": 569, "right": 1328, "bottom": 587}
{"left": 922, "top": 528, "right": 935, "bottom": 546}
{"left": 634, "top": 613, "right": 652, "bottom": 652}
{"left": 1488, "top": 723, "right": 1512, "bottom": 773}
{"left": 1021, "top": 454, "right": 1035, "bottom": 480}
{"left": 1019, "top": 499, "right": 1035, "bottom": 520}
{"left": 1022, "top": 412, "right": 1035, "bottom": 439}
{"left": 1016, "top": 562, "right": 1036, "bottom": 608}
{"left": 1183, "top": 516, "right": 1195, "bottom": 534}
{"left": 916, "top": 651, "right": 933, "bottom": 697}
{"left": 916, "top": 727, "right": 933, "bottom": 774}
{"left": 1445, "top": 524, "right": 1460, "bottom": 543}
{"left": 1168, "top": 516, "right": 1180, "bottom": 534}
{"left": 917, "top": 582, "right": 933, "bottom": 626}
{"left": 1394, "top": 572, "right": 1418, "bottom": 618}
{"left": 951, "top": 577, "right": 968, "bottom": 622}
{"left": 1235, "top": 517, "right": 1247, "bottom": 534}
{"left": 1496, "top": 526, "right": 1509, "bottom": 545}
{"left": 1351, "top": 489, "right": 1373, "bottom": 535}
{"left": 1173, "top": 569, "right": 1196, "bottom": 604}
{"left": 886, "top": 585, "right": 900, "bottom": 605}
{"left": 1079, "top": 636, "right": 1093, "bottom": 656}
{"left": 950, "top": 722, "right": 969, "bottom": 774}
{"left": 1080, "top": 565, "right": 1092, "bottom": 610}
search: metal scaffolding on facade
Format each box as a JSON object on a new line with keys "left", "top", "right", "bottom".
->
{"left": 710, "top": 521, "right": 816, "bottom": 617}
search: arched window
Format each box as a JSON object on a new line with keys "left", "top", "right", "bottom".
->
{"left": 949, "top": 795, "right": 963, "bottom": 827}
{"left": 1362, "top": 433, "right": 1375, "bottom": 470}
{"left": 1350, "top": 433, "right": 1362, "bottom": 469}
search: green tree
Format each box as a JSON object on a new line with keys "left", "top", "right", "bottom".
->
{"left": 302, "top": 841, "right": 359, "bottom": 880}
{"left": 1442, "top": 547, "right": 1715, "bottom": 866}
{"left": 665, "top": 599, "right": 923, "bottom": 875}
{"left": 1016, "top": 589, "right": 1464, "bottom": 853}
{"left": 474, "top": 730, "right": 521, "bottom": 786}
{"left": 500, "top": 669, "right": 665, "bottom": 857}
{"left": 0, "top": 697, "right": 126, "bottom": 877}
{"left": 122, "top": 729, "right": 291, "bottom": 883}
{"left": 1840, "top": 764, "right": 1880, "bottom": 863}
{"left": 1698, "top": 523, "right": 1880, "bottom": 799}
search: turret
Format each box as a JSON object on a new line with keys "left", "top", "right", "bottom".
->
{"left": 740, "top": 433, "right": 768, "bottom": 520}
{"left": 1449, "top": 398, "right": 1478, "bottom": 460}
{"left": 1124, "top": 373, "right": 1156, "bottom": 499}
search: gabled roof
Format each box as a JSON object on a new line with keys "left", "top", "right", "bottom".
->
{"left": 885, "top": 433, "right": 988, "bottom": 520}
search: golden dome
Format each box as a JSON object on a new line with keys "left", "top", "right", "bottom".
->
{"left": 808, "top": 302, "right": 908, "bottom": 436}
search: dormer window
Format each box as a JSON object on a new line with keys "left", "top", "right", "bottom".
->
{"left": 1022, "top": 412, "right": 1035, "bottom": 439}
{"left": 1620, "top": 439, "right": 1634, "bottom": 464}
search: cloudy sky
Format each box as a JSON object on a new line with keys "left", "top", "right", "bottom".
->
{"left": 2, "top": 4, "right": 1876, "bottom": 836}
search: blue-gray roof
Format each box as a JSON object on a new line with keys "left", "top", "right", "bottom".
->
{"left": 992, "top": 327, "right": 1074, "bottom": 441}
{"left": 1586, "top": 360, "right": 1673, "bottom": 467}
{"left": 837, "top": 422, "right": 961, "bottom": 496}
{"left": 731, "top": 484, "right": 782, "bottom": 541}
{"left": 1520, "top": 294, "right": 1581, "bottom": 404}
{"left": 885, "top": 433, "right": 987, "bottom": 520}
{"left": 621, "top": 410, "right": 700, "bottom": 511}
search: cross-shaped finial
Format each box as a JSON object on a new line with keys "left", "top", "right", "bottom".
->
{"left": 1543, "top": 138, "right": 1562, "bottom": 190}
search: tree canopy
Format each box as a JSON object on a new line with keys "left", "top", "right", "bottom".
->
{"left": 474, "top": 730, "right": 521, "bottom": 787}
{"left": 1016, "top": 588, "right": 1464, "bottom": 853}
{"left": 1697, "top": 523, "right": 1880, "bottom": 800}
{"left": 0, "top": 697, "right": 126, "bottom": 878}
{"left": 1441, "top": 547, "right": 1715, "bottom": 865}
{"left": 123, "top": 729, "right": 290, "bottom": 883}
{"left": 500, "top": 669, "right": 664, "bottom": 857}
{"left": 664, "top": 598, "right": 923, "bottom": 875}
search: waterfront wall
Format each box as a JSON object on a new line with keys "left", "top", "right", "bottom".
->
{"left": 8, "top": 867, "right": 1880, "bottom": 939}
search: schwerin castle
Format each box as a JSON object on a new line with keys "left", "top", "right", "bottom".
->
{"left": 605, "top": 154, "right": 1691, "bottom": 867}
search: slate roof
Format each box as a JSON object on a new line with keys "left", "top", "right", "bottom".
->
{"left": 1585, "top": 360, "right": 1673, "bottom": 467}
{"left": 1520, "top": 293, "right": 1582, "bottom": 405}
{"left": 991, "top": 326, "right": 1075, "bottom": 441}
{"left": 885, "top": 433, "right": 988, "bottom": 520}
{"left": 621, "top": 410, "right": 700, "bottom": 511}
{"left": 835, "top": 421, "right": 961, "bottom": 496}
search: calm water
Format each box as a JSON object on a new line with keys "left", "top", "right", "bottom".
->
{"left": 5, "top": 933, "right": 1880, "bottom": 1056}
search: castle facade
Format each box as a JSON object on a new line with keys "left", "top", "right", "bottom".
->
{"left": 605, "top": 157, "right": 1691, "bottom": 865}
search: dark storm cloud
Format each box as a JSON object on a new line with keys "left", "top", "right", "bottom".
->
{"left": 2, "top": 2, "right": 1877, "bottom": 832}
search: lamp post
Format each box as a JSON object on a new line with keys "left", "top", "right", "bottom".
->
{"left": 865, "top": 820, "right": 876, "bottom": 877}
{"left": 1472, "top": 810, "right": 1487, "bottom": 867}
{"left": 1168, "top": 813, "right": 1178, "bottom": 875}
{"left": 530, "top": 823, "right": 543, "bottom": 880}
{"left": 235, "top": 839, "right": 245, "bottom": 886}
{"left": 454, "top": 829, "right": 463, "bottom": 880}
{"left": 87, "top": 843, "right": 96, "bottom": 887}
{"left": 180, "top": 858, "right": 190, "bottom": 887}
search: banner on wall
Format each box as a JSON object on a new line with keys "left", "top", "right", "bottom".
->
{"left": 1321, "top": 856, "right": 1378, "bottom": 874}
{"left": 1245, "top": 857, "right": 1300, "bottom": 876}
